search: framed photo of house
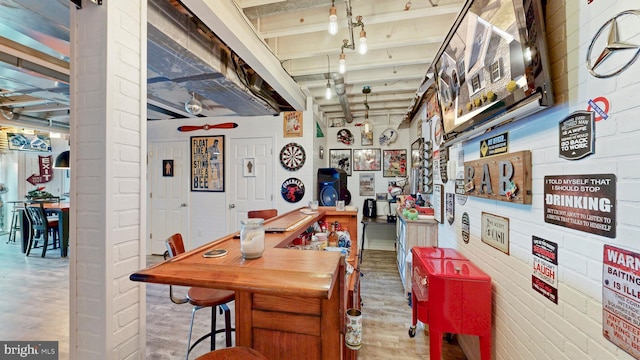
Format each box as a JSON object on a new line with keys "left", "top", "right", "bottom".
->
{"left": 329, "top": 149, "right": 352, "bottom": 176}
{"left": 190, "top": 135, "right": 224, "bottom": 192}
{"left": 383, "top": 149, "right": 407, "bottom": 177}
{"left": 353, "top": 149, "right": 381, "bottom": 171}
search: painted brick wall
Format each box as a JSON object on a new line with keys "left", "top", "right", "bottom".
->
{"left": 435, "top": 1, "right": 640, "bottom": 360}
{"left": 70, "top": 1, "right": 146, "bottom": 359}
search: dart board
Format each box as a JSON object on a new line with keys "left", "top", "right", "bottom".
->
{"left": 279, "top": 142, "right": 306, "bottom": 171}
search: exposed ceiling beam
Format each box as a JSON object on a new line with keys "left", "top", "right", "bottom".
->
{"left": 257, "top": 3, "right": 463, "bottom": 39}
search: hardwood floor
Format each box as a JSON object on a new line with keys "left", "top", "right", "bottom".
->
{"left": 0, "top": 239, "right": 466, "bottom": 359}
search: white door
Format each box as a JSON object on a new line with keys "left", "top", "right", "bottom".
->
{"left": 148, "top": 141, "right": 189, "bottom": 254}
{"left": 227, "top": 137, "right": 273, "bottom": 232}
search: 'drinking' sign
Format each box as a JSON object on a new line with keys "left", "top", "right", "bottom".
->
{"left": 543, "top": 174, "right": 616, "bottom": 238}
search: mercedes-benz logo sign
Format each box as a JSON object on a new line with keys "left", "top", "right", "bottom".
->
{"left": 586, "top": 10, "right": 640, "bottom": 78}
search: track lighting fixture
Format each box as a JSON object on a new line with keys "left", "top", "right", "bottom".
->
{"left": 328, "top": 0, "right": 338, "bottom": 35}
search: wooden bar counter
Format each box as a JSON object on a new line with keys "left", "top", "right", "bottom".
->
{"left": 130, "top": 207, "right": 359, "bottom": 360}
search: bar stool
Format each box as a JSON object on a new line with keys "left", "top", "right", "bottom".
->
{"left": 194, "top": 347, "right": 268, "bottom": 360}
{"left": 6, "top": 201, "right": 24, "bottom": 244}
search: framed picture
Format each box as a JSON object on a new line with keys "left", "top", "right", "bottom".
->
{"left": 162, "top": 160, "right": 174, "bottom": 177}
{"left": 329, "top": 118, "right": 345, "bottom": 127}
{"left": 329, "top": 149, "right": 352, "bottom": 176}
{"left": 243, "top": 158, "right": 255, "bottom": 177}
{"left": 283, "top": 111, "right": 303, "bottom": 137}
{"left": 190, "top": 135, "right": 224, "bottom": 192}
{"left": 383, "top": 149, "right": 407, "bottom": 177}
{"left": 361, "top": 130, "right": 373, "bottom": 146}
{"left": 353, "top": 149, "right": 381, "bottom": 171}
{"left": 359, "top": 173, "right": 375, "bottom": 196}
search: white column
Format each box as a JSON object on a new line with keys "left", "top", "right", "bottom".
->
{"left": 69, "top": 1, "right": 147, "bottom": 359}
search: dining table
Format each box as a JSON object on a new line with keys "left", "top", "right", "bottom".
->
{"left": 21, "top": 200, "right": 70, "bottom": 257}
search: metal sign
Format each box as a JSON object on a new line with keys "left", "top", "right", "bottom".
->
{"left": 559, "top": 111, "right": 595, "bottom": 160}
{"left": 480, "top": 132, "right": 508, "bottom": 158}
{"left": 461, "top": 213, "right": 470, "bottom": 244}
{"left": 544, "top": 174, "right": 616, "bottom": 238}
{"left": 532, "top": 236, "right": 558, "bottom": 304}
{"left": 603, "top": 245, "right": 640, "bottom": 358}
{"left": 481, "top": 212, "right": 509, "bottom": 254}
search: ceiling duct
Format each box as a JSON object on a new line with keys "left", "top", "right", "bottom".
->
{"left": 332, "top": 75, "right": 353, "bottom": 123}
{"left": 147, "top": 0, "right": 279, "bottom": 117}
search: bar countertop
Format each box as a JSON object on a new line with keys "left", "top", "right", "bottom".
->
{"left": 130, "top": 207, "right": 353, "bottom": 299}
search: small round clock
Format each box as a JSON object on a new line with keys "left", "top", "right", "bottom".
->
{"left": 279, "top": 142, "right": 306, "bottom": 171}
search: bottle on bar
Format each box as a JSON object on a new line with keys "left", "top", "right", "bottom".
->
{"left": 328, "top": 221, "right": 339, "bottom": 247}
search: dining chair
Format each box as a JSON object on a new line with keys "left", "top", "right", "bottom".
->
{"left": 23, "top": 203, "right": 59, "bottom": 257}
{"left": 247, "top": 209, "right": 277, "bottom": 220}
{"left": 194, "top": 347, "right": 268, "bottom": 360}
{"left": 165, "top": 233, "right": 236, "bottom": 359}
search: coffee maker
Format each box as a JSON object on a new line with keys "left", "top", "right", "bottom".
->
{"left": 363, "top": 198, "right": 376, "bottom": 218}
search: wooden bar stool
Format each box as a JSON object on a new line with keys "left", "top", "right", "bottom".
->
{"left": 194, "top": 347, "right": 268, "bottom": 360}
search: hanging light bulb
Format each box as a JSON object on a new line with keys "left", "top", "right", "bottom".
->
{"left": 358, "top": 29, "right": 367, "bottom": 55}
{"left": 325, "top": 80, "right": 332, "bottom": 100}
{"left": 363, "top": 117, "right": 372, "bottom": 134}
{"left": 328, "top": 2, "right": 338, "bottom": 35}
{"left": 338, "top": 51, "right": 346, "bottom": 74}
{"left": 185, "top": 92, "right": 202, "bottom": 115}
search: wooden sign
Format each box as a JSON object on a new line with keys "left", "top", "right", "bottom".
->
{"left": 464, "top": 150, "right": 532, "bottom": 204}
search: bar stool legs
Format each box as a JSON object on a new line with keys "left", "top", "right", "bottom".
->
{"left": 6, "top": 207, "right": 22, "bottom": 244}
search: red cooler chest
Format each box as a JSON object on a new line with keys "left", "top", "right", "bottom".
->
{"left": 409, "top": 247, "right": 492, "bottom": 360}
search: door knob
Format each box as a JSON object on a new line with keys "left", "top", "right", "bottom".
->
{"left": 229, "top": 204, "right": 236, "bottom": 209}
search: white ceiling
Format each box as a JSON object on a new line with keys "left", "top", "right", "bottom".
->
{"left": 0, "top": 0, "right": 464, "bottom": 132}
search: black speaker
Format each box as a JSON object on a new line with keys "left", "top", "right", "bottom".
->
{"left": 318, "top": 168, "right": 348, "bottom": 206}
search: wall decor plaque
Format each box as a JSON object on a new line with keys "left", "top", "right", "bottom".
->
{"left": 281, "top": 178, "right": 305, "bottom": 203}
{"left": 481, "top": 212, "right": 509, "bottom": 254}
{"left": 464, "top": 150, "right": 532, "bottom": 204}
{"left": 603, "top": 245, "right": 640, "bottom": 359}
{"left": 559, "top": 111, "right": 595, "bottom": 160}
{"left": 544, "top": 174, "right": 616, "bottom": 238}
{"left": 480, "top": 132, "right": 508, "bottom": 158}
{"left": 446, "top": 193, "right": 455, "bottom": 225}
{"left": 461, "top": 212, "right": 470, "bottom": 244}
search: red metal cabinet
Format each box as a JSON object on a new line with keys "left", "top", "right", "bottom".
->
{"left": 409, "top": 247, "right": 492, "bottom": 360}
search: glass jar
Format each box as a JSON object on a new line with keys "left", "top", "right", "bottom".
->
{"left": 240, "top": 218, "right": 265, "bottom": 259}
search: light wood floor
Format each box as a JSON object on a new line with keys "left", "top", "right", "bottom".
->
{"left": 0, "top": 238, "right": 466, "bottom": 359}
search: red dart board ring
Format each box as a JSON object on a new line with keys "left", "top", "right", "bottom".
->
{"left": 280, "top": 142, "right": 306, "bottom": 171}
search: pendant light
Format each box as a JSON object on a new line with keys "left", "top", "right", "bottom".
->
{"left": 184, "top": 92, "right": 202, "bottom": 115}
{"left": 325, "top": 55, "right": 333, "bottom": 100}
{"left": 328, "top": 1, "right": 338, "bottom": 35}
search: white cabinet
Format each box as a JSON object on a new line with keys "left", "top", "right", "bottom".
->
{"left": 395, "top": 212, "right": 438, "bottom": 298}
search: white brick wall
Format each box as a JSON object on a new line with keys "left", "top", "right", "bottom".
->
{"left": 70, "top": 1, "right": 146, "bottom": 359}
{"left": 436, "top": 1, "right": 640, "bottom": 359}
